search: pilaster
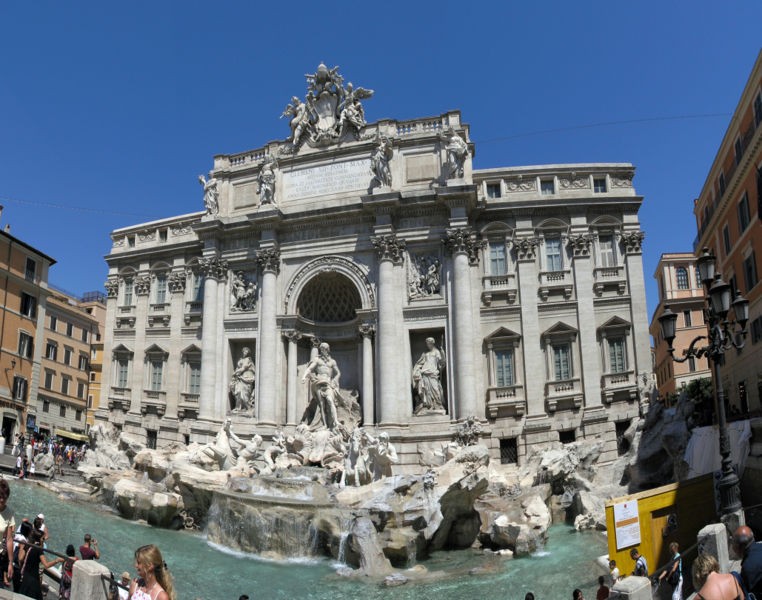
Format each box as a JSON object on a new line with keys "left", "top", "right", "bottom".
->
{"left": 256, "top": 246, "right": 280, "bottom": 425}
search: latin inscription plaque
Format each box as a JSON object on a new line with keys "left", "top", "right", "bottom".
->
{"left": 282, "top": 159, "right": 370, "bottom": 201}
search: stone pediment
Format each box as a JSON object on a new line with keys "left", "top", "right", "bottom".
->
{"left": 485, "top": 326, "right": 521, "bottom": 341}
{"left": 541, "top": 321, "right": 578, "bottom": 339}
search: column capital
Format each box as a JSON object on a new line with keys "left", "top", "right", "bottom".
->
{"left": 567, "top": 234, "right": 592, "bottom": 257}
{"left": 168, "top": 271, "right": 187, "bottom": 294}
{"left": 134, "top": 274, "right": 151, "bottom": 295}
{"left": 104, "top": 278, "right": 119, "bottom": 298}
{"left": 198, "top": 256, "right": 229, "bottom": 280}
{"left": 371, "top": 234, "right": 406, "bottom": 264}
{"left": 358, "top": 323, "right": 376, "bottom": 339}
{"left": 443, "top": 227, "right": 484, "bottom": 265}
{"left": 282, "top": 329, "right": 303, "bottom": 343}
{"left": 621, "top": 230, "right": 645, "bottom": 254}
{"left": 256, "top": 247, "right": 281, "bottom": 274}
{"left": 514, "top": 236, "right": 540, "bottom": 261}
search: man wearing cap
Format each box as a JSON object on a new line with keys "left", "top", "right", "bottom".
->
{"left": 36, "top": 514, "right": 48, "bottom": 544}
{"left": 733, "top": 525, "right": 762, "bottom": 596}
{"left": 79, "top": 533, "right": 99, "bottom": 560}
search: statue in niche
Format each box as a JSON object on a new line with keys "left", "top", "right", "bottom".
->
{"left": 301, "top": 342, "right": 340, "bottom": 431}
{"left": 440, "top": 128, "right": 469, "bottom": 179}
{"left": 337, "top": 82, "right": 373, "bottom": 136}
{"left": 412, "top": 337, "right": 446, "bottom": 415}
{"left": 408, "top": 255, "right": 441, "bottom": 298}
{"left": 370, "top": 136, "right": 393, "bottom": 188}
{"left": 365, "top": 431, "right": 398, "bottom": 480}
{"left": 229, "top": 347, "right": 256, "bottom": 413}
{"left": 257, "top": 156, "right": 277, "bottom": 205}
{"left": 229, "top": 271, "right": 256, "bottom": 312}
{"left": 281, "top": 96, "right": 312, "bottom": 148}
{"left": 198, "top": 174, "right": 219, "bottom": 215}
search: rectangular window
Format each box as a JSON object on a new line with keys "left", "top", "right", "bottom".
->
{"left": 77, "top": 381, "right": 86, "bottom": 399}
{"left": 18, "top": 332, "right": 34, "bottom": 359}
{"left": 20, "top": 293, "right": 37, "bottom": 319}
{"left": 146, "top": 429, "right": 157, "bottom": 450}
{"left": 42, "top": 400, "right": 49, "bottom": 413}
{"left": 545, "top": 237, "right": 563, "bottom": 271}
{"left": 44, "top": 370, "right": 54, "bottom": 389}
{"left": 743, "top": 252, "right": 758, "bottom": 292}
{"left": 608, "top": 337, "right": 626, "bottom": 373}
{"left": 499, "top": 438, "right": 518, "bottom": 465}
{"left": 735, "top": 138, "right": 743, "bottom": 165}
{"left": 46, "top": 341, "right": 58, "bottom": 361}
{"left": 723, "top": 225, "right": 731, "bottom": 255}
{"left": 615, "top": 421, "right": 630, "bottom": 456}
{"left": 116, "top": 358, "right": 129, "bottom": 388}
{"left": 66, "top": 322, "right": 73, "bottom": 337}
{"left": 719, "top": 172, "right": 726, "bottom": 196}
{"left": 598, "top": 235, "right": 615, "bottom": 267}
{"left": 559, "top": 429, "right": 576, "bottom": 444}
{"left": 127, "top": 235, "right": 135, "bottom": 248}
{"left": 61, "top": 376, "right": 70, "bottom": 395}
{"left": 59, "top": 405, "right": 66, "bottom": 418}
{"left": 64, "top": 347, "right": 72, "bottom": 366}
{"left": 150, "top": 360, "right": 163, "bottom": 391}
{"left": 552, "top": 343, "right": 572, "bottom": 380}
{"left": 486, "top": 183, "right": 501, "bottom": 199}
{"left": 593, "top": 177, "right": 607, "bottom": 193}
{"left": 488, "top": 242, "right": 507, "bottom": 276}
{"left": 739, "top": 192, "right": 751, "bottom": 232}
{"left": 81, "top": 328, "right": 88, "bottom": 343}
{"left": 76, "top": 409, "right": 82, "bottom": 421}
{"left": 155, "top": 274, "right": 167, "bottom": 304}
{"left": 123, "top": 279, "right": 134, "bottom": 307}
{"left": 189, "top": 363, "right": 202, "bottom": 395}
{"left": 50, "top": 315, "right": 57, "bottom": 331}
{"left": 12, "top": 376, "right": 27, "bottom": 401}
{"left": 495, "top": 349, "right": 514, "bottom": 387}
{"left": 78, "top": 354, "right": 88, "bottom": 370}
{"left": 730, "top": 274, "right": 738, "bottom": 298}
{"left": 193, "top": 274, "right": 204, "bottom": 302}
{"left": 25, "top": 258, "right": 36, "bottom": 281}
{"left": 159, "top": 228, "right": 168, "bottom": 242}
{"left": 683, "top": 310, "right": 692, "bottom": 327}
{"left": 90, "top": 372, "right": 96, "bottom": 382}
{"left": 540, "top": 179, "right": 555, "bottom": 195}
{"left": 751, "top": 316, "right": 762, "bottom": 344}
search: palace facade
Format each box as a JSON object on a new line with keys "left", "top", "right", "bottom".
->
{"left": 97, "top": 67, "right": 651, "bottom": 468}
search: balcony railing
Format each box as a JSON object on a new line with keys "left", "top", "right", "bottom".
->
{"left": 545, "top": 377, "right": 583, "bottom": 412}
{"left": 481, "top": 273, "right": 518, "bottom": 305}
{"left": 486, "top": 385, "right": 525, "bottom": 418}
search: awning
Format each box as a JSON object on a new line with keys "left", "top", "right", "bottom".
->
{"left": 55, "top": 429, "right": 90, "bottom": 443}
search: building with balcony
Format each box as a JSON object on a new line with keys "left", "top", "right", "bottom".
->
{"left": 693, "top": 50, "right": 762, "bottom": 415}
{"left": 97, "top": 66, "right": 652, "bottom": 468}
{"left": 35, "top": 288, "right": 103, "bottom": 442}
{"left": 650, "top": 253, "right": 711, "bottom": 398}
{"left": 0, "top": 213, "right": 56, "bottom": 445}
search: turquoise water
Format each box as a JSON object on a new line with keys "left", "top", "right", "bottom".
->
{"left": 8, "top": 479, "right": 608, "bottom": 599}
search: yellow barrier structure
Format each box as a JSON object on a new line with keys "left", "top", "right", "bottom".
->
{"left": 605, "top": 474, "right": 715, "bottom": 577}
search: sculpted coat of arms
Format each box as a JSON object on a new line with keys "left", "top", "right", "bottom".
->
{"left": 281, "top": 63, "right": 373, "bottom": 151}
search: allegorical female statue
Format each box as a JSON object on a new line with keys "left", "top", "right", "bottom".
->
{"left": 229, "top": 347, "right": 255, "bottom": 412}
{"left": 412, "top": 337, "right": 446, "bottom": 415}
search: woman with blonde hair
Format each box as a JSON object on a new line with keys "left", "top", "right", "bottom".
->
{"left": 128, "top": 545, "right": 176, "bottom": 600}
{"left": 692, "top": 553, "right": 744, "bottom": 600}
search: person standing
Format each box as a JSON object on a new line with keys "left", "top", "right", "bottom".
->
{"left": 35, "top": 514, "right": 48, "bottom": 545}
{"left": 658, "top": 542, "right": 683, "bottom": 600}
{"left": 57, "top": 544, "right": 77, "bottom": 600}
{"left": 631, "top": 548, "right": 649, "bottom": 577}
{"left": 609, "top": 559, "right": 621, "bottom": 586}
{"left": 79, "top": 533, "right": 100, "bottom": 560}
{"left": 596, "top": 575, "right": 610, "bottom": 600}
{"left": 17, "top": 529, "right": 64, "bottom": 600}
{"left": 0, "top": 480, "right": 15, "bottom": 589}
{"left": 733, "top": 525, "right": 762, "bottom": 597}
{"left": 128, "top": 544, "right": 175, "bottom": 600}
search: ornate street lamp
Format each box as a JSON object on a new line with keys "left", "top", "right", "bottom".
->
{"left": 658, "top": 248, "right": 749, "bottom": 516}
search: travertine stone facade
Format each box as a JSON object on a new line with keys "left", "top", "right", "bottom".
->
{"left": 97, "top": 72, "right": 651, "bottom": 467}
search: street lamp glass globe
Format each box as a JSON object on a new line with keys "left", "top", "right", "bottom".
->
{"left": 709, "top": 276, "right": 731, "bottom": 317}
{"left": 697, "top": 247, "right": 716, "bottom": 286}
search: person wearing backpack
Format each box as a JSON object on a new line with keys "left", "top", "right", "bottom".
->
{"left": 658, "top": 542, "right": 683, "bottom": 600}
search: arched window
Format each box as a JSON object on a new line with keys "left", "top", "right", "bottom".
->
{"left": 676, "top": 267, "right": 689, "bottom": 290}
{"left": 297, "top": 273, "right": 361, "bottom": 322}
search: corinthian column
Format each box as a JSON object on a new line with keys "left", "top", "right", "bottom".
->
{"left": 198, "top": 256, "right": 228, "bottom": 420}
{"left": 358, "top": 323, "right": 375, "bottom": 425}
{"left": 371, "top": 234, "right": 406, "bottom": 424}
{"left": 283, "top": 329, "right": 302, "bottom": 425}
{"left": 256, "top": 247, "right": 280, "bottom": 424}
{"left": 444, "top": 228, "right": 483, "bottom": 419}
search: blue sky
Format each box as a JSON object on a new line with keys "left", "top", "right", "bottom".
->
{"left": 1, "top": 2, "right": 761, "bottom": 316}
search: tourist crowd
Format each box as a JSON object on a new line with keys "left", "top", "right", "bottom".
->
{"left": 10, "top": 432, "right": 88, "bottom": 479}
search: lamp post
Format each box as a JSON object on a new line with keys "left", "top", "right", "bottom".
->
{"left": 658, "top": 247, "right": 750, "bottom": 516}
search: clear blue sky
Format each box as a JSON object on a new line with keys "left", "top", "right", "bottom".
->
{"left": 2, "top": 2, "right": 761, "bottom": 316}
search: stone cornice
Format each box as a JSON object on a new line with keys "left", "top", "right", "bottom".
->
{"left": 371, "top": 234, "right": 406, "bottom": 264}
{"left": 443, "top": 227, "right": 484, "bottom": 265}
{"left": 198, "top": 256, "right": 229, "bottom": 280}
{"left": 256, "top": 247, "right": 281, "bottom": 274}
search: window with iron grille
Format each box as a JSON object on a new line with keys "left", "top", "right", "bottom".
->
{"left": 559, "top": 429, "right": 576, "bottom": 444}
{"left": 676, "top": 267, "right": 689, "bottom": 289}
{"left": 499, "top": 438, "right": 518, "bottom": 465}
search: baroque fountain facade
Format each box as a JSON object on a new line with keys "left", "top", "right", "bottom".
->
{"left": 88, "top": 65, "right": 654, "bottom": 571}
